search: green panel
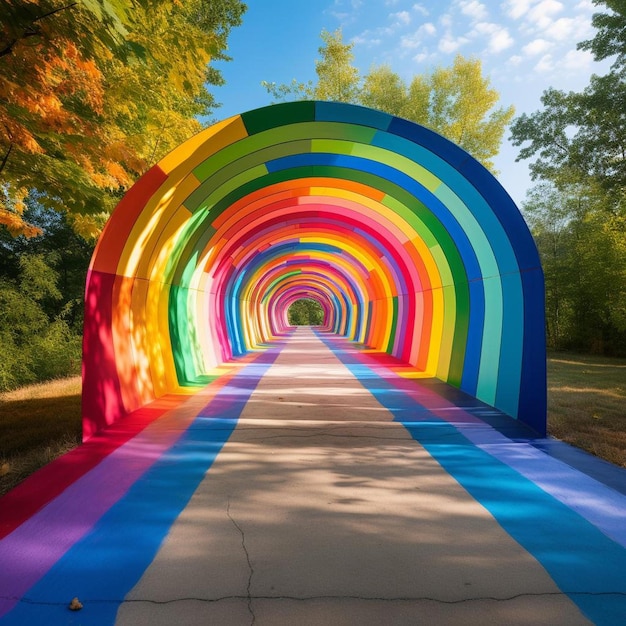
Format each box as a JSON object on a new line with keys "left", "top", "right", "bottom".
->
{"left": 447, "top": 278, "right": 470, "bottom": 387}
{"left": 436, "top": 185, "right": 499, "bottom": 279}
{"left": 169, "top": 285, "right": 196, "bottom": 385}
{"left": 164, "top": 210, "right": 212, "bottom": 286}
{"left": 195, "top": 164, "right": 269, "bottom": 215}
{"left": 429, "top": 244, "right": 454, "bottom": 287}
{"left": 193, "top": 123, "right": 378, "bottom": 181}
{"left": 476, "top": 275, "right": 503, "bottom": 404}
{"left": 241, "top": 101, "right": 316, "bottom": 135}
{"left": 386, "top": 295, "right": 398, "bottom": 354}
{"left": 188, "top": 143, "right": 311, "bottom": 212}
{"left": 349, "top": 142, "right": 441, "bottom": 192}
{"left": 380, "top": 195, "right": 437, "bottom": 246}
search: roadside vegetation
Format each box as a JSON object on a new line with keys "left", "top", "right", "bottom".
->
{"left": 547, "top": 352, "right": 626, "bottom": 468}
{"left": 0, "top": 376, "right": 81, "bottom": 496}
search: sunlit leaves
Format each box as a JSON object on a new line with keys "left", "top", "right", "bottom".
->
{"left": 0, "top": 0, "right": 246, "bottom": 236}
{"left": 263, "top": 30, "right": 513, "bottom": 173}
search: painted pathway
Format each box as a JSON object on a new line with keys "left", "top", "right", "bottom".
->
{"left": 0, "top": 328, "right": 625, "bottom": 625}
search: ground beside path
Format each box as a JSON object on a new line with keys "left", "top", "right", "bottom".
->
{"left": 1, "top": 328, "right": 625, "bottom": 625}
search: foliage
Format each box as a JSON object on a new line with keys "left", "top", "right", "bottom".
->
{"left": 262, "top": 29, "right": 514, "bottom": 173}
{"left": 288, "top": 299, "right": 325, "bottom": 326}
{"left": 578, "top": 0, "right": 626, "bottom": 72}
{"left": 510, "top": 77, "right": 626, "bottom": 203}
{"left": 511, "top": 0, "right": 626, "bottom": 357}
{"left": 523, "top": 182, "right": 626, "bottom": 356}
{"left": 0, "top": 199, "right": 94, "bottom": 390}
{"left": 0, "top": 0, "right": 246, "bottom": 237}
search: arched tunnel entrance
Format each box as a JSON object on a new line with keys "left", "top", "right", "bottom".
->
{"left": 82, "top": 101, "right": 546, "bottom": 439}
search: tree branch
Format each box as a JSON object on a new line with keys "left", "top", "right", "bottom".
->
{"left": 0, "top": 2, "right": 78, "bottom": 58}
{"left": 0, "top": 142, "right": 13, "bottom": 175}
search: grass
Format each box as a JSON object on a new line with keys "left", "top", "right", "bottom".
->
{"left": 547, "top": 352, "right": 626, "bottom": 468}
{"left": 0, "top": 354, "right": 624, "bottom": 497}
{"left": 0, "top": 376, "right": 82, "bottom": 496}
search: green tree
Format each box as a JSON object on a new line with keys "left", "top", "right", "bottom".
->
{"left": 510, "top": 1, "right": 626, "bottom": 209}
{"left": 263, "top": 29, "right": 514, "bottom": 173}
{"left": 288, "top": 299, "right": 325, "bottom": 326}
{"left": 0, "top": 251, "right": 83, "bottom": 391}
{"left": 522, "top": 180, "right": 626, "bottom": 355}
{"left": 578, "top": 0, "right": 626, "bottom": 72}
{"left": 0, "top": 0, "right": 246, "bottom": 237}
{"left": 510, "top": 0, "right": 626, "bottom": 356}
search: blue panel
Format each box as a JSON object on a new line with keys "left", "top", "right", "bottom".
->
{"left": 459, "top": 157, "right": 542, "bottom": 272}
{"left": 518, "top": 267, "right": 547, "bottom": 435}
{"left": 315, "top": 101, "right": 393, "bottom": 131}
{"left": 460, "top": 278, "right": 485, "bottom": 395}
{"left": 386, "top": 117, "right": 469, "bottom": 169}
{"left": 495, "top": 271, "right": 524, "bottom": 418}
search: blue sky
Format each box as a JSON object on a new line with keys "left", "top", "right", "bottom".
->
{"left": 213, "top": 0, "right": 609, "bottom": 205}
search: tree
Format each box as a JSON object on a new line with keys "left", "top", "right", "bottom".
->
{"left": 0, "top": 0, "right": 246, "bottom": 237}
{"left": 0, "top": 196, "right": 97, "bottom": 389}
{"left": 509, "top": 0, "right": 626, "bottom": 356}
{"left": 522, "top": 177, "right": 626, "bottom": 355}
{"left": 288, "top": 299, "right": 324, "bottom": 326}
{"left": 578, "top": 0, "right": 626, "bottom": 72}
{"left": 510, "top": 1, "right": 626, "bottom": 209}
{"left": 510, "top": 77, "right": 626, "bottom": 205}
{"left": 263, "top": 29, "right": 514, "bottom": 173}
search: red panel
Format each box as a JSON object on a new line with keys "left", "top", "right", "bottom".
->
{"left": 90, "top": 165, "right": 168, "bottom": 275}
{"left": 82, "top": 269, "right": 125, "bottom": 439}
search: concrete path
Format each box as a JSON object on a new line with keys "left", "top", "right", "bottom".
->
{"left": 1, "top": 329, "right": 625, "bottom": 625}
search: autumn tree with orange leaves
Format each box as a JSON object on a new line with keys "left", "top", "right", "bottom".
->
{"left": 0, "top": 0, "right": 246, "bottom": 237}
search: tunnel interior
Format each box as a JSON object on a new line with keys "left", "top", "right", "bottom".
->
{"left": 82, "top": 101, "right": 546, "bottom": 439}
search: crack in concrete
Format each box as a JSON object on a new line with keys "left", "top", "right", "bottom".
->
{"left": 6, "top": 590, "right": 626, "bottom": 607}
{"left": 226, "top": 498, "right": 255, "bottom": 625}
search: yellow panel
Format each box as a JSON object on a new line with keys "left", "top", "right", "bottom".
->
{"left": 118, "top": 173, "right": 200, "bottom": 280}
{"left": 158, "top": 116, "right": 248, "bottom": 175}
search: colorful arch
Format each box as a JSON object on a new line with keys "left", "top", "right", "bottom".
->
{"left": 83, "top": 101, "right": 546, "bottom": 438}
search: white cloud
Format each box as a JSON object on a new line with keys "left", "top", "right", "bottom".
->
{"left": 561, "top": 48, "right": 593, "bottom": 72}
{"left": 575, "top": 0, "right": 594, "bottom": 10}
{"left": 412, "top": 3, "right": 429, "bottom": 16}
{"left": 508, "top": 54, "right": 524, "bottom": 66}
{"left": 440, "top": 13, "right": 453, "bottom": 29}
{"left": 522, "top": 38, "right": 552, "bottom": 56}
{"left": 439, "top": 33, "right": 470, "bottom": 53}
{"left": 413, "top": 51, "right": 430, "bottom": 63}
{"left": 527, "top": 0, "right": 564, "bottom": 30}
{"left": 459, "top": 0, "right": 489, "bottom": 22}
{"left": 352, "top": 32, "right": 383, "bottom": 47}
{"left": 391, "top": 10, "right": 411, "bottom": 26}
{"left": 502, "top": 0, "right": 536, "bottom": 20}
{"left": 473, "top": 22, "right": 514, "bottom": 53}
{"left": 534, "top": 53, "right": 555, "bottom": 73}
{"left": 548, "top": 16, "right": 594, "bottom": 42}
{"left": 401, "top": 22, "right": 437, "bottom": 49}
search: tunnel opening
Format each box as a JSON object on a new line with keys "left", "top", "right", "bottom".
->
{"left": 287, "top": 298, "right": 325, "bottom": 327}
{"left": 83, "top": 101, "right": 547, "bottom": 439}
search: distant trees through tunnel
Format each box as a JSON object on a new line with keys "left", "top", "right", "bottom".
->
{"left": 288, "top": 299, "right": 324, "bottom": 326}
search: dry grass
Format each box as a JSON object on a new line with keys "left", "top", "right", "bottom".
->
{"left": 547, "top": 352, "right": 626, "bottom": 468}
{"left": 0, "top": 376, "right": 82, "bottom": 496}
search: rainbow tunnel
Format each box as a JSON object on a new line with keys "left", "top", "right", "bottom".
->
{"left": 82, "top": 101, "right": 546, "bottom": 439}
